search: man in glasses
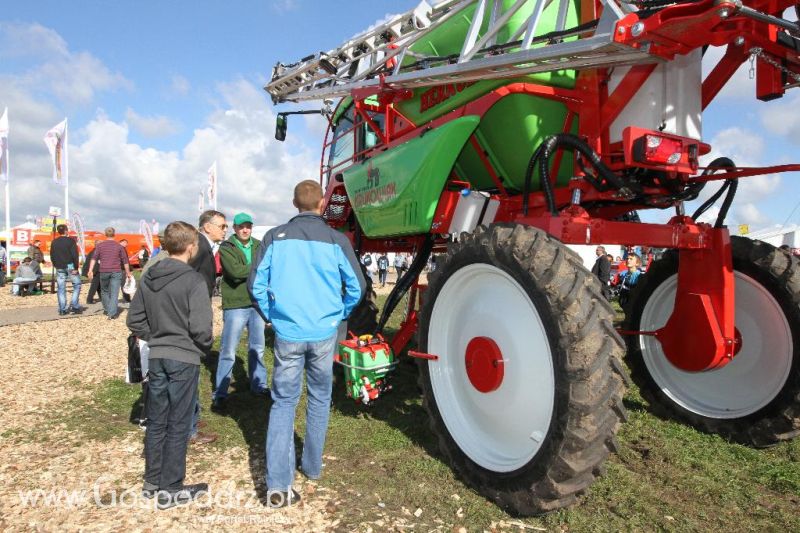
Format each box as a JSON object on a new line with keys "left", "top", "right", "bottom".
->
{"left": 191, "top": 210, "right": 228, "bottom": 297}
{"left": 186, "top": 209, "right": 228, "bottom": 445}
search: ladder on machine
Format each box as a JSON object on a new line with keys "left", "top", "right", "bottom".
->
{"left": 265, "top": 0, "right": 657, "bottom": 103}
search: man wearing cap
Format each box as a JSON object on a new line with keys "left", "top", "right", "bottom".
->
{"left": 211, "top": 212, "right": 268, "bottom": 411}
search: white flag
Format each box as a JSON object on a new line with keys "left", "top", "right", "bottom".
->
{"left": 44, "top": 118, "right": 68, "bottom": 186}
{"left": 0, "top": 107, "right": 8, "bottom": 182}
{"left": 207, "top": 161, "right": 217, "bottom": 207}
{"left": 198, "top": 190, "right": 205, "bottom": 213}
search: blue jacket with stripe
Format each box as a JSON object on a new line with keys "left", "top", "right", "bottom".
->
{"left": 248, "top": 212, "right": 365, "bottom": 342}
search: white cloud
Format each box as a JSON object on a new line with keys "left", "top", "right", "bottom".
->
{"left": 3, "top": 77, "right": 317, "bottom": 232}
{"left": 701, "top": 45, "right": 755, "bottom": 101}
{"left": 271, "top": 0, "right": 299, "bottom": 13}
{"left": 0, "top": 22, "right": 68, "bottom": 59}
{"left": 759, "top": 91, "right": 800, "bottom": 141}
{"left": 0, "top": 22, "right": 131, "bottom": 105}
{"left": 169, "top": 75, "right": 191, "bottom": 97}
{"left": 125, "top": 108, "right": 181, "bottom": 138}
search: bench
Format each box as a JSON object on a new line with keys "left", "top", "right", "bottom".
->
{"left": 12, "top": 278, "right": 43, "bottom": 296}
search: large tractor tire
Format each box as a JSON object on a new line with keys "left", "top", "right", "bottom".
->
{"left": 417, "top": 224, "right": 628, "bottom": 515}
{"left": 625, "top": 237, "right": 800, "bottom": 446}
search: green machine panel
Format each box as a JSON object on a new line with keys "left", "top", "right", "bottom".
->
{"left": 342, "top": 116, "right": 480, "bottom": 238}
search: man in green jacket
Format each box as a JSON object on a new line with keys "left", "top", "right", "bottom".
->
{"left": 211, "top": 212, "right": 268, "bottom": 411}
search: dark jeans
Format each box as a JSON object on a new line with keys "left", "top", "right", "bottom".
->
{"left": 378, "top": 269, "right": 387, "bottom": 285}
{"left": 86, "top": 274, "right": 101, "bottom": 303}
{"left": 144, "top": 357, "right": 199, "bottom": 492}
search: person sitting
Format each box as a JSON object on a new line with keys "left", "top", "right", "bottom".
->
{"left": 12, "top": 257, "right": 41, "bottom": 296}
{"left": 616, "top": 253, "right": 643, "bottom": 307}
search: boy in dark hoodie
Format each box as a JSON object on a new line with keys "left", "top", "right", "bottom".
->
{"left": 127, "top": 221, "right": 212, "bottom": 510}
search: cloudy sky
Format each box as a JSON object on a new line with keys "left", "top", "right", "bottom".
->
{"left": 0, "top": 1, "right": 798, "bottom": 234}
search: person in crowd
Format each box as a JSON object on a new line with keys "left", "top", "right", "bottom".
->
{"left": 616, "top": 253, "right": 643, "bottom": 307}
{"left": 82, "top": 240, "right": 102, "bottom": 304}
{"left": 250, "top": 180, "right": 365, "bottom": 508}
{"left": 119, "top": 239, "right": 134, "bottom": 304}
{"left": 186, "top": 210, "right": 227, "bottom": 445}
{"left": 12, "top": 257, "right": 39, "bottom": 295}
{"left": 377, "top": 253, "right": 389, "bottom": 287}
{"left": 0, "top": 243, "right": 6, "bottom": 287}
{"left": 190, "top": 210, "right": 227, "bottom": 297}
{"left": 393, "top": 253, "right": 405, "bottom": 283}
{"left": 27, "top": 239, "right": 44, "bottom": 277}
{"left": 591, "top": 246, "right": 611, "bottom": 299}
{"left": 126, "top": 221, "right": 211, "bottom": 510}
{"left": 88, "top": 227, "right": 132, "bottom": 320}
{"left": 138, "top": 245, "right": 150, "bottom": 269}
{"left": 211, "top": 212, "right": 268, "bottom": 412}
{"left": 366, "top": 254, "right": 378, "bottom": 282}
{"left": 51, "top": 224, "right": 82, "bottom": 315}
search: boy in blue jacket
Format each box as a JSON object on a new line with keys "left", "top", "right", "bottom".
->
{"left": 249, "top": 180, "right": 365, "bottom": 508}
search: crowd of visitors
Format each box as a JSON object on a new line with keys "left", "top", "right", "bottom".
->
{"left": 100, "top": 180, "right": 365, "bottom": 510}
{"left": 591, "top": 245, "right": 650, "bottom": 305}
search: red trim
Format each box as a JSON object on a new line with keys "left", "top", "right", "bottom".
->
{"left": 408, "top": 350, "right": 438, "bottom": 361}
{"left": 465, "top": 336, "right": 505, "bottom": 393}
{"left": 469, "top": 135, "right": 508, "bottom": 196}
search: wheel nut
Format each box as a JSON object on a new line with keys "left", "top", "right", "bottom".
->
{"left": 631, "top": 22, "right": 645, "bottom": 37}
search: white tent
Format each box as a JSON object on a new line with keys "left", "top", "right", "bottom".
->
{"left": 746, "top": 224, "right": 800, "bottom": 249}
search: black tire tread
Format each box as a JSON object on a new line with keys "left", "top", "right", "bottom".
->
{"left": 624, "top": 236, "right": 800, "bottom": 447}
{"left": 418, "top": 223, "right": 628, "bottom": 515}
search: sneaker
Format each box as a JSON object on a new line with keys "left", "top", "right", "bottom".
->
{"left": 71, "top": 306, "right": 84, "bottom": 314}
{"left": 210, "top": 397, "right": 226, "bottom": 413}
{"left": 267, "top": 488, "right": 302, "bottom": 508}
{"left": 156, "top": 483, "right": 209, "bottom": 510}
{"left": 58, "top": 310, "right": 68, "bottom": 316}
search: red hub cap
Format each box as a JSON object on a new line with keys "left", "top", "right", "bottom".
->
{"left": 465, "top": 336, "right": 504, "bottom": 393}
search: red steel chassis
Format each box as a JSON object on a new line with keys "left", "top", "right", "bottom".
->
{"left": 317, "top": 0, "right": 800, "bottom": 372}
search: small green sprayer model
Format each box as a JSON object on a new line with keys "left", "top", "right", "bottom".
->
{"left": 267, "top": 0, "right": 800, "bottom": 515}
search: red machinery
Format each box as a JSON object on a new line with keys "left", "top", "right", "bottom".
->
{"left": 268, "top": 0, "right": 800, "bottom": 515}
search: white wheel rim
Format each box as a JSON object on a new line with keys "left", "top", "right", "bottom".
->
{"left": 640, "top": 271, "right": 793, "bottom": 419}
{"left": 428, "top": 263, "right": 555, "bottom": 472}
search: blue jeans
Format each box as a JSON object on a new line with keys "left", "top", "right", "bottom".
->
{"left": 99, "top": 272, "right": 123, "bottom": 317}
{"left": 214, "top": 307, "right": 267, "bottom": 399}
{"left": 56, "top": 269, "right": 81, "bottom": 312}
{"left": 266, "top": 334, "right": 337, "bottom": 492}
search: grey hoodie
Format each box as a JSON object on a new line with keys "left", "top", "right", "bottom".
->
{"left": 127, "top": 257, "right": 212, "bottom": 365}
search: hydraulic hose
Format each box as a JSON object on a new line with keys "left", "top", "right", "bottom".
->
{"left": 374, "top": 235, "right": 434, "bottom": 335}
{"left": 690, "top": 157, "right": 737, "bottom": 228}
{"left": 523, "top": 134, "right": 635, "bottom": 216}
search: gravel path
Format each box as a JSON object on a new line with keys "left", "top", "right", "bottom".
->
{"left": 0, "top": 301, "right": 333, "bottom": 531}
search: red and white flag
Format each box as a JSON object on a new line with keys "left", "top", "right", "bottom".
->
{"left": 198, "top": 190, "right": 205, "bottom": 213}
{"left": 0, "top": 107, "right": 8, "bottom": 182}
{"left": 44, "top": 118, "right": 68, "bottom": 186}
{"left": 207, "top": 161, "right": 217, "bottom": 208}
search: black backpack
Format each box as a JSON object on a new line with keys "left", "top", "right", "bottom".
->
{"left": 363, "top": 255, "right": 372, "bottom": 266}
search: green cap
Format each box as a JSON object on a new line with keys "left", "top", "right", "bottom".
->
{"left": 233, "top": 212, "right": 254, "bottom": 225}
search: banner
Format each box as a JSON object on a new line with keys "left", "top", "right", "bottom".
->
{"left": 0, "top": 107, "right": 8, "bottom": 181}
{"left": 139, "top": 219, "right": 153, "bottom": 252}
{"left": 44, "top": 118, "right": 68, "bottom": 186}
{"left": 71, "top": 212, "right": 86, "bottom": 258}
{"left": 207, "top": 161, "right": 217, "bottom": 208}
{"left": 198, "top": 190, "right": 205, "bottom": 213}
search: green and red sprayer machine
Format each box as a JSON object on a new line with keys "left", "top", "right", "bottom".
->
{"left": 267, "top": 0, "right": 800, "bottom": 514}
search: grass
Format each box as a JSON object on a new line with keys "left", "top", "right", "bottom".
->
{"left": 45, "top": 294, "right": 800, "bottom": 531}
